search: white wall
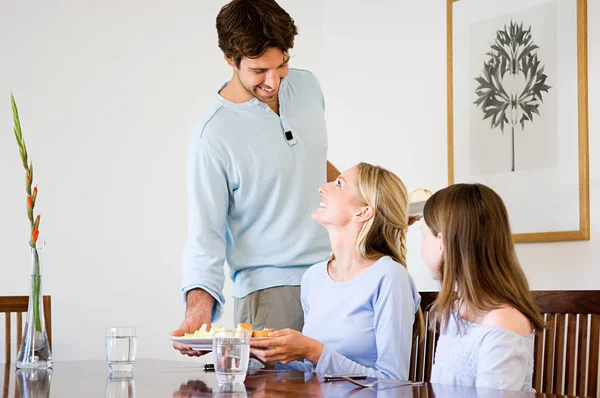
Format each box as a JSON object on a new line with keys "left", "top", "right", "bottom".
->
{"left": 319, "top": 0, "right": 600, "bottom": 292}
{"left": 0, "top": 0, "right": 323, "bottom": 363}
{"left": 0, "top": 0, "right": 597, "bottom": 364}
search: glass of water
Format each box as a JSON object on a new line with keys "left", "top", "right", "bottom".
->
{"left": 106, "top": 327, "right": 137, "bottom": 373}
{"left": 213, "top": 329, "right": 250, "bottom": 384}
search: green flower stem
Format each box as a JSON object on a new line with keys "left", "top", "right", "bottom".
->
{"left": 33, "top": 249, "right": 42, "bottom": 332}
{"left": 12, "top": 94, "right": 43, "bottom": 333}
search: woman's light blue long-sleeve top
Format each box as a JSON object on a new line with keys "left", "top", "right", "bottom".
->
{"left": 276, "top": 256, "right": 421, "bottom": 380}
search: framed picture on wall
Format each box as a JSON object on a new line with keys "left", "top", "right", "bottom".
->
{"left": 447, "top": 0, "right": 589, "bottom": 243}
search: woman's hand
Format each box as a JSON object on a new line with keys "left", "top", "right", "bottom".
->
{"left": 249, "top": 329, "right": 323, "bottom": 365}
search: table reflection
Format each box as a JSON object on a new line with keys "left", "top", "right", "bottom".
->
{"left": 172, "top": 379, "right": 249, "bottom": 397}
{"left": 105, "top": 372, "right": 135, "bottom": 398}
{"left": 15, "top": 369, "right": 52, "bottom": 398}
{"left": 1, "top": 360, "right": 556, "bottom": 398}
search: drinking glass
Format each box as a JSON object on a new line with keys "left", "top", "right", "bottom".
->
{"left": 105, "top": 327, "right": 137, "bottom": 373}
{"left": 213, "top": 329, "right": 250, "bottom": 384}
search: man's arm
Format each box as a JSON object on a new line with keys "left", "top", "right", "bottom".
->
{"left": 326, "top": 161, "right": 340, "bottom": 182}
{"left": 173, "top": 130, "right": 230, "bottom": 355}
{"left": 181, "top": 132, "right": 228, "bottom": 321}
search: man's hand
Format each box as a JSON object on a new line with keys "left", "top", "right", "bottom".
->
{"left": 171, "top": 289, "right": 215, "bottom": 357}
{"left": 249, "top": 329, "right": 323, "bottom": 365}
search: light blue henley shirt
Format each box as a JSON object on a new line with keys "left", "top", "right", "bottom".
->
{"left": 181, "top": 69, "right": 331, "bottom": 321}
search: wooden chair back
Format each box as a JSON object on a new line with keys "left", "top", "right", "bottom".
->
{"left": 0, "top": 296, "right": 52, "bottom": 364}
{"left": 532, "top": 290, "right": 600, "bottom": 398}
{"left": 409, "top": 292, "right": 439, "bottom": 383}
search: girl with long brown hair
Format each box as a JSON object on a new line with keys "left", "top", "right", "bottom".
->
{"left": 421, "top": 183, "right": 544, "bottom": 391}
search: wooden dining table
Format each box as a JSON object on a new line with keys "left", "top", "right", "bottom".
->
{"left": 1, "top": 359, "right": 573, "bottom": 397}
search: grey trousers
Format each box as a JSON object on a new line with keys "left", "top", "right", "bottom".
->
{"left": 234, "top": 286, "right": 304, "bottom": 332}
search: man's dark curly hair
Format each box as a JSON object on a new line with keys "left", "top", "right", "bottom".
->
{"left": 216, "top": 0, "right": 298, "bottom": 67}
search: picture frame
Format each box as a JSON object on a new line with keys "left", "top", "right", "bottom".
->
{"left": 447, "top": 0, "right": 589, "bottom": 243}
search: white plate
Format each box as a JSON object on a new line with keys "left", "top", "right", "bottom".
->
{"left": 408, "top": 200, "right": 427, "bottom": 217}
{"left": 170, "top": 336, "right": 272, "bottom": 351}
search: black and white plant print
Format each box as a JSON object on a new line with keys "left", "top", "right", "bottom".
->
{"left": 473, "top": 20, "right": 552, "bottom": 172}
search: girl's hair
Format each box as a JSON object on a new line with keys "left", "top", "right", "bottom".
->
{"left": 423, "top": 183, "right": 545, "bottom": 332}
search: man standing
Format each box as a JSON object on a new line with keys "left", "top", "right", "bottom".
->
{"left": 172, "top": 0, "right": 339, "bottom": 356}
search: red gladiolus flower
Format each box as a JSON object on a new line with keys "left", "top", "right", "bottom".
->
{"left": 32, "top": 229, "right": 39, "bottom": 243}
{"left": 27, "top": 196, "right": 33, "bottom": 208}
{"left": 34, "top": 186, "right": 38, "bottom": 195}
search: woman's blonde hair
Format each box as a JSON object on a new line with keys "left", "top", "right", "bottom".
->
{"left": 423, "top": 183, "right": 545, "bottom": 332}
{"left": 351, "top": 162, "right": 425, "bottom": 338}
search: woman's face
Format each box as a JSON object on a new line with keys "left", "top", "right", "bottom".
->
{"left": 312, "top": 166, "right": 362, "bottom": 227}
{"left": 421, "top": 219, "right": 443, "bottom": 280}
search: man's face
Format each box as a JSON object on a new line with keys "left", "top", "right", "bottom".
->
{"left": 230, "top": 47, "right": 290, "bottom": 105}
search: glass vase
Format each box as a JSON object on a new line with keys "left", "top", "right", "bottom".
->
{"left": 16, "top": 244, "right": 53, "bottom": 369}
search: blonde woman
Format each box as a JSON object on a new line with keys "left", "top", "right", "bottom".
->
{"left": 421, "top": 183, "right": 545, "bottom": 391}
{"left": 250, "top": 163, "right": 423, "bottom": 380}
